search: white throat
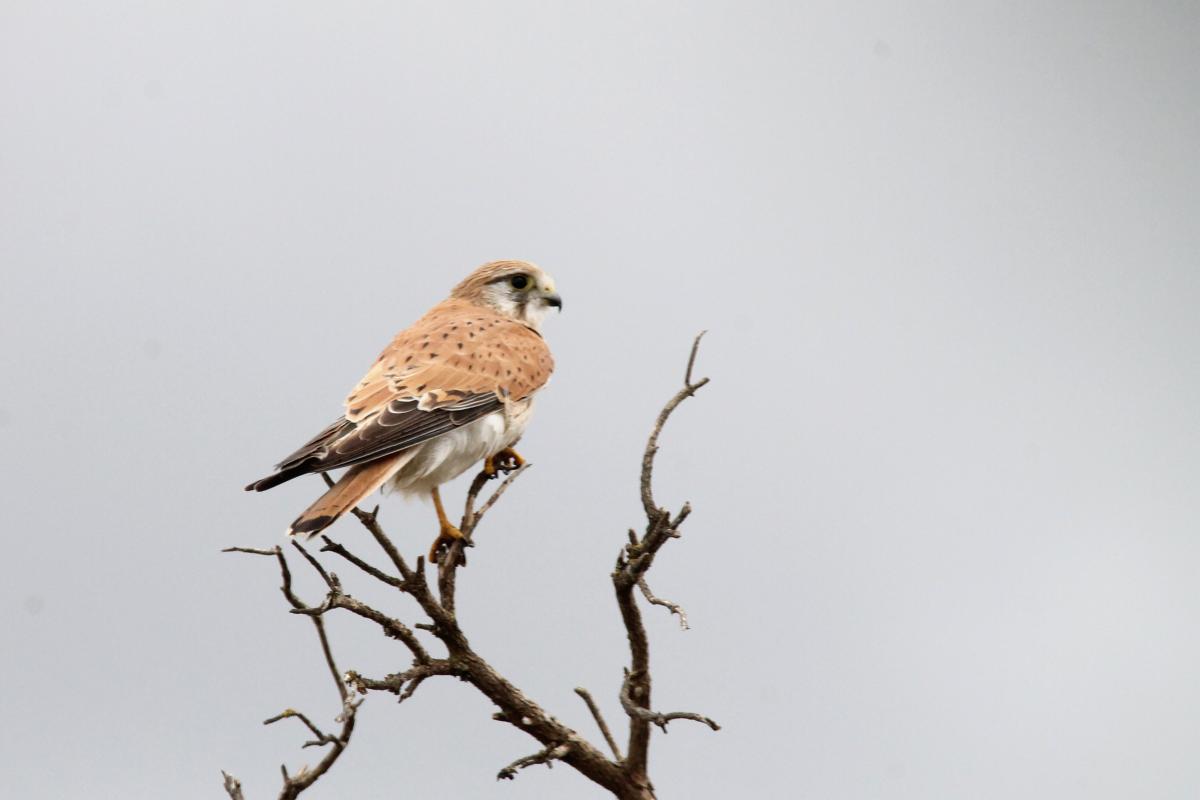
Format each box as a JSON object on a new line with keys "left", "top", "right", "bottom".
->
{"left": 479, "top": 284, "right": 550, "bottom": 330}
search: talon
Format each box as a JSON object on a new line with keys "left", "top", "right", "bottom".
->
{"left": 428, "top": 521, "right": 466, "bottom": 562}
{"left": 484, "top": 447, "right": 525, "bottom": 479}
{"left": 428, "top": 485, "right": 468, "bottom": 565}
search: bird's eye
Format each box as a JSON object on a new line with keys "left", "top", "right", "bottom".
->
{"left": 509, "top": 275, "right": 529, "bottom": 290}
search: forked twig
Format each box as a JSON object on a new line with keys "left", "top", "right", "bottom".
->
{"left": 620, "top": 670, "right": 720, "bottom": 733}
{"left": 221, "top": 545, "right": 360, "bottom": 800}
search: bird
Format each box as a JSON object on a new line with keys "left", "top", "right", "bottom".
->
{"left": 245, "top": 259, "right": 561, "bottom": 560}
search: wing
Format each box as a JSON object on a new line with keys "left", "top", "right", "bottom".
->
{"left": 245, "top": 299, "right": 553, "bottom": 491}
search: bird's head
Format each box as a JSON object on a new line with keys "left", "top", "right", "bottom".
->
{"left": 450, "top": 260, "right": 563, "bottom": 329}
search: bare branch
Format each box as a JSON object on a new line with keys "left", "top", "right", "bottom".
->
{"left": 339, "top": 510, "right": 463, "bottom": 648}
{"left": 459, "top": 468, "right": 494, "bottom": 532}
{"left": 614, "top": 577, "right": 651, "bottom": 778}
{"left": 319, "top": 537, "right": 404, "bottom": 589}
{"left": 221, "top": 543, "right": 361, "bottom": 800}
{"left": 683, "top": 330, "right": 705, "bottom": 387}
{"left": 290, "top": 540, "right": 336, "bottom": 591}
{"left": 466, "top": 463, "right": 531, "bottom": 535}
{"left": 346, "top": 501, "right": 416, "bottom": 582}
{"left": 328, "top": 594, "right": 430, "bottom": 663}
{"left": 451, "top": 649, "right": 628, "bottom": 793}
{"left": 575, "top": 687, "right": 622, "bottom": 761}
{"left": 497, "top": 742, "right": 571, "bottom": 781}
{"left": 221, "top": 771, "right": 245, "bottom": 800}
{"left": 222, "top": 546, "right": 280, "bottom": 557}
{"left": 637, "top": 577, "right": 689, "bottom": 631}
{"left": 640, "top": 331, "right": 709, "bottom": 520}
{"left": 275, "top": 537, "right": 432, "bottom": 664}
{"left": 616, "top": 332, "right": 712, "bottom": 786}
{"left": 344, "top": 660, "right": 456, "bottom": 701}
{"left": 264, "top": 709, "right": 338, "bottom": 748}
{"left": 620, "top": 671, "right": 719, "bottom": 733}
{"left": 438, "top": 463, "right": 532, "bottom": 614}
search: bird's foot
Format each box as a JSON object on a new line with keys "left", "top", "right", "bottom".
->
{"left": 484, "top": 448, "right": 525, "bottom": 479}
{"left": 429, "top": 520, "right": 468, "bottom": 565}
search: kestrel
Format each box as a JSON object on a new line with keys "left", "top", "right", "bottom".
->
{"left": 245, "top": 260, "right": 560, "bottom": 558}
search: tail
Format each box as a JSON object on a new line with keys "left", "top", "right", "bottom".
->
{"left": 286, "top": 452, "right": 411, "bottom": 538}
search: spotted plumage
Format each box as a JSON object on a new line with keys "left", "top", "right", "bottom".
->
{"left": 246, "top": 260, "right": 561, "bottom": 545}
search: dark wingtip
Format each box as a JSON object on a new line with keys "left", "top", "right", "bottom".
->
{"left": 245, "top": 464, "right": 311, "bottom": 493}
{"left": 244, "top": 476, "right": 277, "bottom": 492}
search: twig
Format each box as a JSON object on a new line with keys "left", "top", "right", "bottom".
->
{"left": 575, "top": 688, "right": 622, "bottom": 761}
{"left": 640, "top": 331, "right": 708, "bottom": 521}
{"left": 319, "top": 537, "right": 404, "bottom": 589}
{"left": 497, "top": 742, "right": 571, "bottom": 780}
{"left": 222, "top": 546, "right": 278, "bottom": 556}
{"left": 338, "top": 499, "right": 415, "bottom": 583}
{"left": 291, "top": 540, "right": 336, "bottom": 590}
{"left": 620, "top": 670, "right": 719, "bottom": 733}
{"left": 459, "top": 469, "right": 493, "bottom": 532}
{"left": 616, "top": 332, "right": 714, "bottom": 786}
{"left": 221, "top": 771, "right": 245, "bottom": 800}
{"left": 637, "top": 577, "right": 690, "bottom": 631}
{"left": 466, "top": 463, "right": 531, "bottom": 534}
{"left": 221, "top": 544, "right": 361, "bottom": 799}
{"left": 345, "top": 661, "right": 456, "bottom": 701}
{"left": 319, "top": 593, "right": 430, "bottom": 663}
{"left": 439, "top": 463, "right": 531, "bottom": 615}
{"left": 313, "top": 613, "right": 348, "bottom": 703}
{"left": 264, "top": 708, "right": 339, "bottom": 748}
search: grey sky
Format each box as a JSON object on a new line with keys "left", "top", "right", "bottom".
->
{"left": 2, "top": 2, "right": 1198, "bottom": 798}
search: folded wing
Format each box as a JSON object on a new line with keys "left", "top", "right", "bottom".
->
{"left": 245, "top": 299, "right": 553, "bottom": 492}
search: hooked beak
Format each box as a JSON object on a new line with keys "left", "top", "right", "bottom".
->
{"left": 543, "top": 292, "right": 563, "bottom": 311}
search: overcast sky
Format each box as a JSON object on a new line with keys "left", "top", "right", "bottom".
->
{"left": 2, "top": 2, "right": 1198, "bottom": 798}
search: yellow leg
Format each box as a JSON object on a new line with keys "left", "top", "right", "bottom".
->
{"left": 428, "top": 486, "right": 465, "bottom": 561}
{"left": 484, "top": 447, "right": 526, "bottom": 478}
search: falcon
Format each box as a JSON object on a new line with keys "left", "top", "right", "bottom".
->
{"left": 246, "top": 260, "right": 560, "bottom": 558}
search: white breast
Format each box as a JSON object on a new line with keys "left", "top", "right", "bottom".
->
{"left": 385, "top": 400, "right": 534, "bottom": 499}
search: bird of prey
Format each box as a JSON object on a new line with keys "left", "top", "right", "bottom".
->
{"left": 246, "top": 260, "right": 560, "bottom": 558}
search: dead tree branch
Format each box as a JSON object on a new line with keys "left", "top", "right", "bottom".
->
{"left": 620, "top": 669, "right": 721, "bottom": 732}
{"left": 576, "top": 687, "right": 623, "bottom": 761}
{"left": 496, "top": 741, "right": 571, "bottom": 781}
{"left": 438, "top": 462, "right": 530, "bottom": 616}
{"left": 223, "top": 333, "right": 716, "bottom": 799}
{"left": 221, "top": 772, "right": 245, "bottom": 800}
{"left": 614, "top": 331, "right": 716, "bottom": 791}
{"left": 219, "top": 545, "right": 361, "bottom": 800}
{"left": 637, "top": 577, "right": 690, "bottom": 631}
